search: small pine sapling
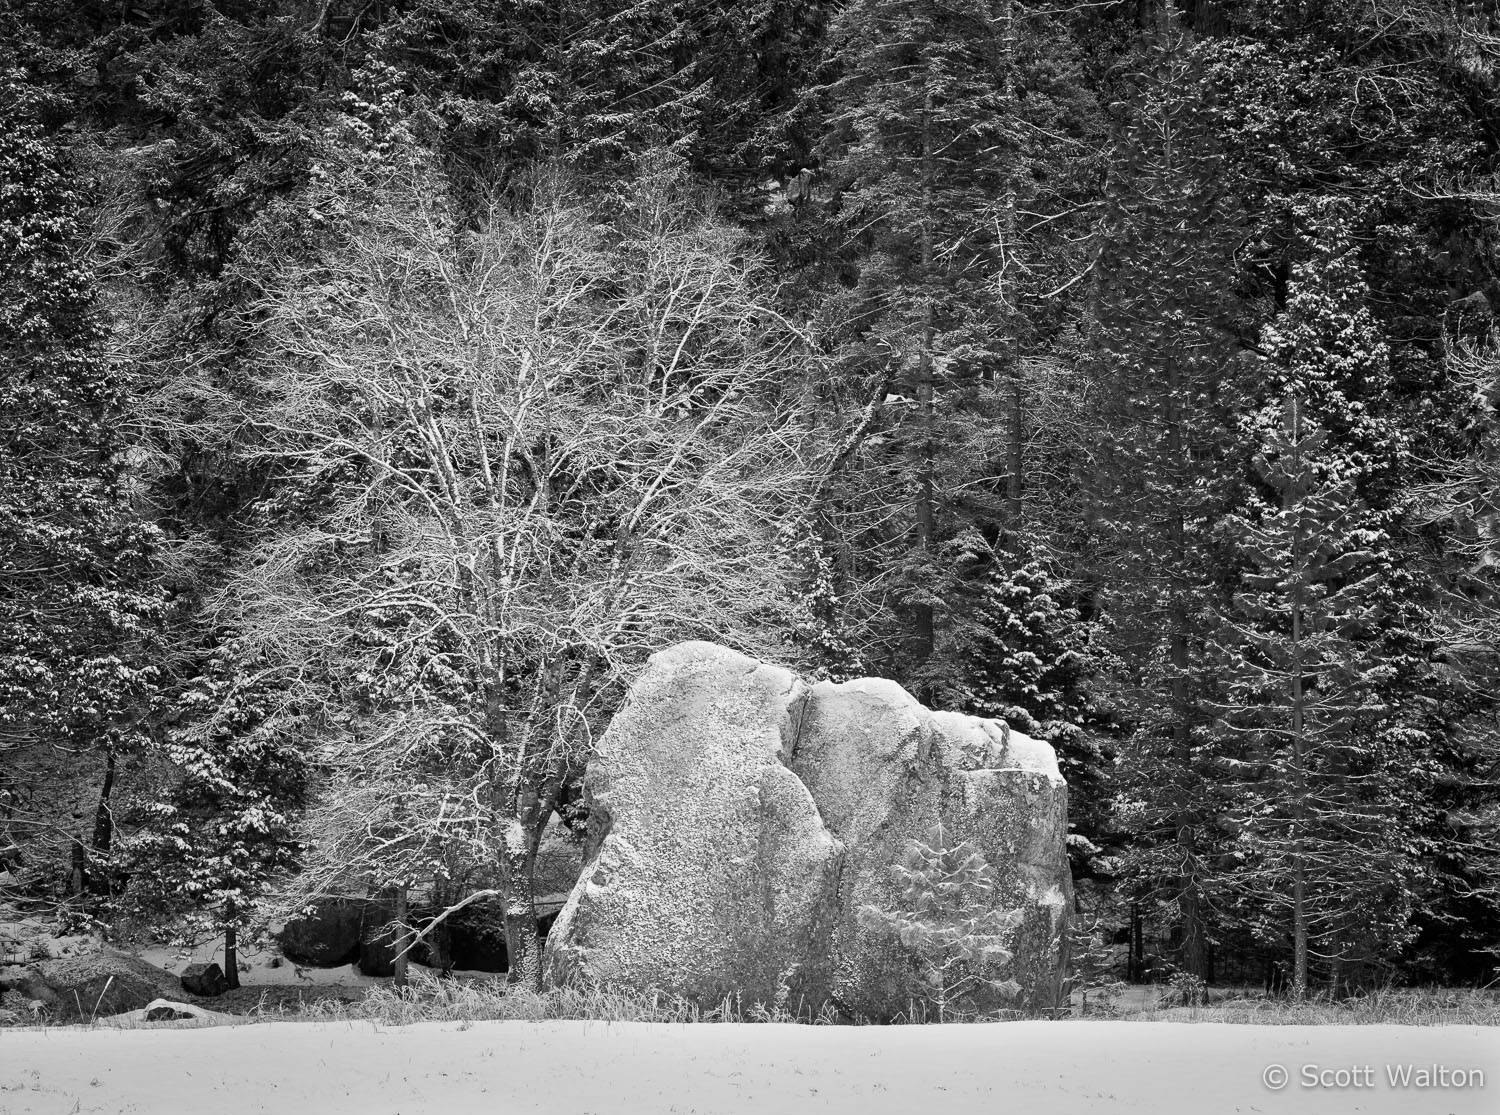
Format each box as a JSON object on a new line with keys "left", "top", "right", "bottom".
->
{"left": 859, "top": 823, "right": 1023, "bottom": 1021}
{"left": 1066, "top": 913, "right": 1127, "bottom": 1017}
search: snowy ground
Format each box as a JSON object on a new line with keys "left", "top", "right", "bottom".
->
{"left": 1, "top": 1019, "right": 1495, "bottom": 1115}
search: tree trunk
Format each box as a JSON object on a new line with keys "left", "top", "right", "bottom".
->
{"left": 912, "top": 82, "right": 937, "bottom": 662}
{"left": 90, "top": 747, "right": 116, "bottom": 855}
{"left": 1001, "top": 0, "right": 1024, "bottom": 532}
{"left": 1288, "top": 393, "right": 1310, "bottom": 1003}
{"left": 500, "top": 858, "right": 540, "bottom": 987}
{"left": 68, "top": 837, "right": 86, "bottom": 897}
{"left": 1165, "top": 345, "right": 1207, "bottom": 980}
{"left": 224, "top": 900, "right": 240, "bottom": 991}
{"left": 499, "top": 802, "right": 543, "bottom": 988}
{"left": 1131, "top": 901, "right": 1144, "bottom": 983}
{"left": 393, "top": 885, "right": 410, "bottom": 989}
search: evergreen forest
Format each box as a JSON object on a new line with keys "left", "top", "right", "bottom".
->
{"left": 2, "top": 0, "right": 1499, "bottom": 1000}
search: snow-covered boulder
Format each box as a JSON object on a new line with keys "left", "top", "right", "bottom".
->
{"left": 544, "top": 642, "right": 842, "bottom": 1007}
{"left": 179, "top": 961, "right": 230, "bottom": 996}
{"left": 543, "top": 642, "right": 1071, "bottom": 1018}
{"left": 788, "top": 680, "right": 1071, "bottom": 1016}
{"left": 100, "top": 997, "right": 241, "bottom": 1028}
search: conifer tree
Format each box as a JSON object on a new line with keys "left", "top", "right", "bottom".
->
{"left": 1208, "top": 211, "right": 1437, "bottom": 995}
{"left": 858, "top": 823, "right": 1022, "bottom": 1021}
{"left": 0, "top": 72, "right": 160, "bottom": 895}
{"left": 933, "top": 538, "right": 1109, "bottom": 836}
{"left": 1087, "top": 16, "right": 1246, "bottom": 978}
{"left": 1401, "top": 335, "right": 1500, "bottom": 978}
{"left": 813, "top": 0, "right": 1097, "bottom": 684}
{"left": 1210, "top": 396, "right": 1416, "bottom": 998}
{"left": 122, "top": 644, "right": 305, "bottom": 989}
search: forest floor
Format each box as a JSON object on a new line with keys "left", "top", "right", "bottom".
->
{"left": 1, "top": 1015, "right": 1496, "bottom": 1115}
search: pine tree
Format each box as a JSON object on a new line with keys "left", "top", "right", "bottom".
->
{"left": 1400, "top": 335, "right": 1500, "bottom": 980}
{"left": 924, "top": 532, "right": 1110, "bottom": 844}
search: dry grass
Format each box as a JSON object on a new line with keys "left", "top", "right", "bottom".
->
{"left": 1120, "top": 984, "right": 1500, "bottom": 1026}
{"left": 272, "top": 975, "right": 1500, "bottom": 1028}
{"left": 285, "top": 971, "right": 844, "bottom": 1026}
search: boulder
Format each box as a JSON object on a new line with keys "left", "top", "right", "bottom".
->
{"left": 358, "top": 922, "right": 399, "bottom": 978}
{"left": 0, "top": 963, "right": 26, "bottom": 992}
{"left": 543, "top": 641, "right": 1071, "bottom": 1019}
{"left": 16, "top": 949, "right": 180, "bottom": 1020}
{"left": 145, "top": 1003, "right": 197, "bottom": 1022}
{"left": 543, "top": 642, "right": 844, "bottom": 1009}
{"left": 102, "top": 997, "right": 239, "bottom": 1028}
{"left": 179, "top": 962, "right": 229, "bottom": 997}
{"left": 279, "top": 898, "right": 368, "bottom": 966}
{"left": 787, "top": 680, "right": 1070, "bottom": 1017}
{"left": 447, "top": 898, "right": 509, "bottom": 973}
{"left": 533, "top": 814, "right": 587, "bottom": 901}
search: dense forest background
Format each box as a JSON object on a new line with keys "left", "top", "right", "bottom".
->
{"left": 2, "top": 0, "right": 1498, "bottom": 998}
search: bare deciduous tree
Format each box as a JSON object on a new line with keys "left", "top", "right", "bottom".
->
{"left": 228, "top": 138, "right": 813, "bottom": 984}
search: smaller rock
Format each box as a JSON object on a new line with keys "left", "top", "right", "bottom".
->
{"left": 447, "top": 899, "right": 508, "bottom": 973}
{"left": 180, "top": 962, "right": 230, "bottom": 997}
{"left": 145, "top": 1004, "right": 197, "bottom": 1022}
{"left": 101, "top": 997, "right": 237, "bottom": 1028}
{"left": 0, "top": 1008, "right": 17, "bottom": 1025}
{"left": 280, "top": 898, "right": 369, "bottom": 967}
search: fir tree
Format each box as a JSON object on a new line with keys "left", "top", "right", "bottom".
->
{"left": 923, "top": 531, "right": 1110, "bottom": 852}
{"left": 122, "top": 644, "right": 305, "bottom": 989}
{"left": 1209, "top": 210, "right": 1438, "bottom": 995}
{"left": 812, "top": 0, "right": 1097, "bottom": 685}
{"left": 1209, "top": 395, "right": 1416, "bottom": 998}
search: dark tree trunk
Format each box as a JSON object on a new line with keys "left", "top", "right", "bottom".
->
{"left": 224, "top": 902, "right": 241, "bottom": 991}
{"left": 68, "top": 837, "right": 86, "bottom": 896}
{"left": 90, "top": 747, "right": 116, "bottom": 855}
{"left": 1131, "top": 901, "right": 1144, "bottom": 982}
{"left": 912, "top": 82, "right": 936, "bottom": 664}
{"left": 393, "top": 885, "right": 410, "bottom": 989}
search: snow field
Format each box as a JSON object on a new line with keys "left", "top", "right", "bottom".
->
{"left": 1, "top": 1020, "right": 1496, "bottom": 1115}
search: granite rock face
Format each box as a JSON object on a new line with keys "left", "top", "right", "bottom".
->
{"left": 542, "top": 642, "right": 1071, "bottom": 1018}
{"left": 786, "top": 680, "right": 1071, "bottom": 1016}
{"left": 543, "top": 643, "right": 841, "bottom": 1008}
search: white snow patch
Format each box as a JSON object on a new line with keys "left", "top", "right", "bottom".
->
{"left": 0, "top": 1020, "right": 1493, "bottom": 1114}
